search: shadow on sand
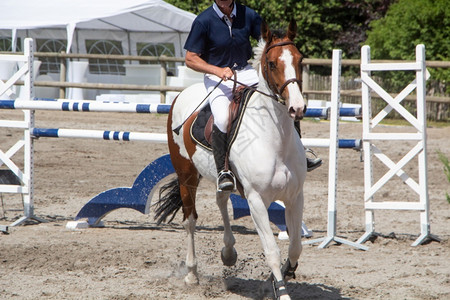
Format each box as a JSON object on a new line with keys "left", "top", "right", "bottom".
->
{"left": 224, "top": 276, "right": 349, "bottom": 300}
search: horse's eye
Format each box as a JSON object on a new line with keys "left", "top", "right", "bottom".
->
{"left": 268, "top": 61, "right": 276, "bottom": 70}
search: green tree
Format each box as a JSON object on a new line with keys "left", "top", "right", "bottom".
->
{"left": 165, "top": 0, "right": 210, "bottom": 14}
{"left": 365, "top": 0, "right": 450, "bottom": 84}
{"left": 166, "top": 0, "right": 392, "bottom": 61}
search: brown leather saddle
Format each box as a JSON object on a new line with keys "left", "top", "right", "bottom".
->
{"left": 190, "top": 86, "right": 254, "bottom": 151}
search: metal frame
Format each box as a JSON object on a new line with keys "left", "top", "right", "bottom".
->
{"left": 357, "top": 45, "right": 439, "bottom": 246}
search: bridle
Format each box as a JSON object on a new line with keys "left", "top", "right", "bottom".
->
{"left": 228, "top": 40, "right": 303, "bottom": 105}
{"left": 263, "top": 40, "right": 303, "bottom": 104}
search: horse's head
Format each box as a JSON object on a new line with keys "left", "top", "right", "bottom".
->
{"left": 261, "top": 19, "right": 306, "bottom": 120}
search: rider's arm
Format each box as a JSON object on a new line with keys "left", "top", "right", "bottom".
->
{"left": 185, "top": 51, "right": 233, "bottom": 81}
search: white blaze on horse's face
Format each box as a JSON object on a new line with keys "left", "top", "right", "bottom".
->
{"left": 280, "top": 48, "right": 305, "bottom": 120}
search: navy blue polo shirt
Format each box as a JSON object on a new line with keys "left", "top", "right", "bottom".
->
{"left": 184, "top": 3, "right": 261, "bottom": 69}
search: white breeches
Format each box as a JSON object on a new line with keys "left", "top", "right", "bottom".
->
{"left": 204, "top": 65, "right": 259, "bottom": 133}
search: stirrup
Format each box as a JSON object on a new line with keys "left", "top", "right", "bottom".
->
{"left": 306, "top": 148, "right": 322, "bottom": 172}
{"left": 217, "top": 170, "right": 236, "bottom": 192}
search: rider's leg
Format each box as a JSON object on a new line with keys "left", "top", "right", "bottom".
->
{"left": 204, "top": 67, "right": 259, "bottom": 191}
{"left": 211, "top": 124, "right": 235, "bottom": 191}
{"left": 206, "top": 78, "right": 235, "bottom": 191}
{"left": 294, "top": 120, "right": 322, "bottom": 172}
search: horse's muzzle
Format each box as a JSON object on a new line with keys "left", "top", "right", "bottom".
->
{"left": 289, "top": 105, "right": 306, "bottom": 121}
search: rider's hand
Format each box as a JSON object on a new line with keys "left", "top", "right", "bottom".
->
{"left": 218, "top": 67, "right": 234, "bottom": 81}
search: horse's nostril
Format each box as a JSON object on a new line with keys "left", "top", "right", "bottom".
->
{"left": 289, "top": 107, "right": 296, "bottom": 114}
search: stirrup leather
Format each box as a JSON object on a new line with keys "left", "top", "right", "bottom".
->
{"left": 216, "top": 170, "right": 236, "bottom": 192}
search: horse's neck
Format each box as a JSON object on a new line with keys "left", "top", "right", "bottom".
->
{"left": 256, "top": 66, "right": 272, "bottom": 98}
{"left": 245, "top": 70, "right": 296, "bottom": 145}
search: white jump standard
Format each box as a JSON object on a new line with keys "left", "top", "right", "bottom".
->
{"left": 301, "top": 49, "right": 368, "bottom": 251}
{"left": 0, "top": 38, "right": 46, "bottom": 226}
{"left": 357, "top": 44, "right": 439, "bottom": 247}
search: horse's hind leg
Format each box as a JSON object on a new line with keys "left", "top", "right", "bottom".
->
{"left": 216, "top": 191, "right": 237, "bottom": 266}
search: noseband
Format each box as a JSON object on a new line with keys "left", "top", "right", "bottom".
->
{"left": 263, "top": 41, "right": 303, "bottom": 103}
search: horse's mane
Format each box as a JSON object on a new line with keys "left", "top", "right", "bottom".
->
{"left": 252, "top": 30, "right": 286, "bottom": 70}
{"left": 252, "top": 38, "right": 266, "bottom": 70}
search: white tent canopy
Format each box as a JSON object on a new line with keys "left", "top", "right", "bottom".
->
{"left": 0, "top": 0, "right": 198, "bottom": 100}
{"left": 0, "top": 0, "right": 196, "bottom": 56}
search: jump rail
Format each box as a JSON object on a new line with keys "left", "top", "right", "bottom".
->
{"left": 0, "top": 98, "right": 360, "bottom": 119}
{"left": 0, "top": 99, "right": 362, "bottom": 148}
{"left": 32, "top": 128, "right": 168, "bottom": 143}
{"left": 30, "top": 128, "right": 361, "bottom": 149}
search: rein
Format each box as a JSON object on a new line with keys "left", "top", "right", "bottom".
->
{"left": 229, "top": 77, "right": 279, "bottom": 102}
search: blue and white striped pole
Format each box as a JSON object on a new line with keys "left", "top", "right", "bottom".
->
{"left": 0, "top": 99, "right": 171, "bottom": 114}
{"left": 32, "top": 128, "right": 168, "bottom": 143}
{"left": 32, "top": 127, "right": 360, "bottom": 148}
{"left": 0, "top": 99, "right": 361, "bottom": 118}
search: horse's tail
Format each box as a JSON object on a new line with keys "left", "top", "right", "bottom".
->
{"left": 153, "top": 177, "right": 183, "bottom": 225}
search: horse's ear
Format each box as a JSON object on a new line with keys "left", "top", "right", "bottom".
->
{"left": 261, "top": 20, "right": 272, "bottom": 43}
{"left": 287, "top": 19, "right": 297, "bottom": 41}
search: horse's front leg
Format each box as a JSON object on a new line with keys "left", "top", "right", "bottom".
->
{"left": 282, "top": 192, "right": 304, "bottom": 281}
{"left": 216, "top": 191, "right": 237, "bottom": 266}
{"left": 178, "top": 174, "right": 200, "bottom": 285}
{"left": 247, "top": 192, "right": 290, "bottom": 300}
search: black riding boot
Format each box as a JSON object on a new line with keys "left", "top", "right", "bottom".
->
{"left": 212, "top": 125, "right": 235, "bottom": 191}
{"left": 294, "top": 120, "right": 323, "bottom": 172}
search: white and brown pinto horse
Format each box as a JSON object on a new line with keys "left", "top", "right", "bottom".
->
{"left": 155, "top": 20, "right": 306, "bottom": 299}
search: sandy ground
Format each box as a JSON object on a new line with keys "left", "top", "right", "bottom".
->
{"left": 0, "top": 109, "right": 449, "bottom": 300}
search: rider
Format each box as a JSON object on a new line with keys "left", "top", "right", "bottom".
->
{"left": 184, "top": 0, "right": 321, "bottom": 192}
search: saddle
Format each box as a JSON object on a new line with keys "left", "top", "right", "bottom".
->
{"left": 190, "top": 86, "right": 254, "bottom": 151}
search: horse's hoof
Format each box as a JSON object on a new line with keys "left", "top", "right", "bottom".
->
{"left": 221, "top": 247, "right": 237, "bottom": 266}
{"left": 184, "top": 273, "right": 199, "bottom": 285}
{"left": 272, "top": 278, "right": 290, "bottom": 300}
{"left": 281, "top": 260, "right": 298, "bottom": 281}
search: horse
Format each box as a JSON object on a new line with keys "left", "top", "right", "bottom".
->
{"left": 154, "top": 20, "right": 307, "bottom": 300}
